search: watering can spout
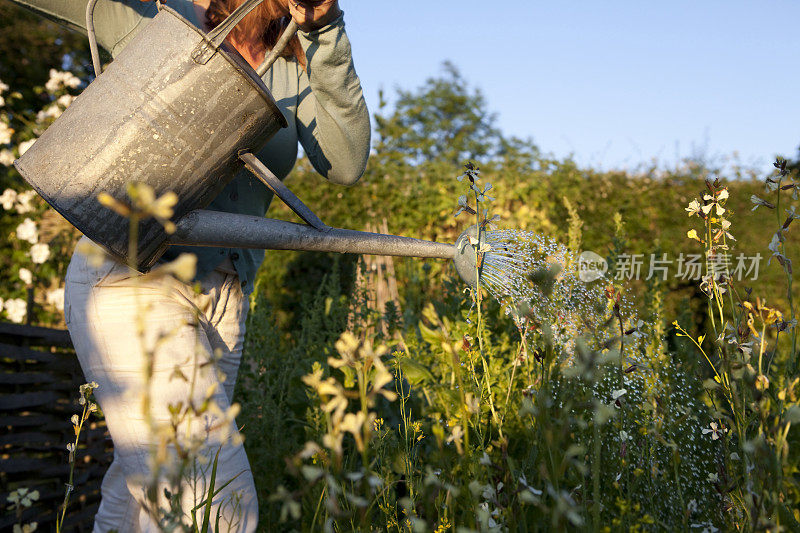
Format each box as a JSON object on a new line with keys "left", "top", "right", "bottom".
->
{"left": 171, "top": 211, "right": 482, "bottom": 289}
{"left": 171, "top": 210, "right": 457, "bottom": 260}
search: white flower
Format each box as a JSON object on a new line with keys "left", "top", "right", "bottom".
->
{"left": 701, "top": 421, "right": 726, "bottom": 440}
{"left": 18, "top": 138, "right": 36, "bottom": 156}
{"left": 15, "top": 190, "right": 36, "bottom": 214}
{"left": 16, "top": 218, "right": 38, "bottom": 244}
{"left": 45, "top": 69, "right": 80, "bottom": 93}
{"left": 44, "top": 71, "right": 61, "bottom": 93}
{"left": 612, "top": 388, "right": 627, "bottom": 401}
{"left": 47, "top": 287, "right": 65, "bottom": 311}
{"left": 19, "top": 268, "right": 33, "bottom": 286}
{"left": 0, "top": 79, "right": 8, "bottom": 93}
{"left": 685, "top": 199, "right": 701, "bottom": 216}
{"left": 0, "top": 122, "right": 13, "bottom": 145}
{"left": 707, "top": 472, "right": 719, "bottom": 483}
{"left": 619, "top": 430, "right": 631, "bottom": 441}
{"left": 768, "top": 231, "right": 783, "bottom": 254}
{"left": 0, "top": 188, "right": 17, "bottom": 209}
{"left": 36, "top": 104, "right": 63, "bottom": 122}
{"left": 453, "top": 194, "right": 469, "bottom": 217}
{"left": 0, "top": 149, "right": 13, "bottom": 166}
{"left": 4, "top": 298, "right": 27, "bottom": 323}
{"left": 56, "top": 94, "right": 75, "bottom": 108}
{"left": 717, "top": 189, "right": 729, "bottom": 201}
{"left": 30, "top": 243, "right": 50, "bottom": 264}
{"left": 0, "top": 95, "right": 4, "bottom": 108}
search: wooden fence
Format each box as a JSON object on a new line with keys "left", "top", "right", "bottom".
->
{"left": 0, "top": 321, "right": 111, "bottom": 531}
{"left": 352, "top": 219, "right": 402, "bottom": 338}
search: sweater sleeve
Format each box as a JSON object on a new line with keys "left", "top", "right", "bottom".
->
{"left": 8, "top": 0, "right": 160, "bottom": 57}
{"left": 295, "top": 13, "right": 371, "bottom": 186}
{"left": 9, "top": 0, "right": 198, "bottom": 58}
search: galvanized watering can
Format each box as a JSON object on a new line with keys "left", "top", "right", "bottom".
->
{"left": 14, "top": 0, "right": 477, "bottom": 282}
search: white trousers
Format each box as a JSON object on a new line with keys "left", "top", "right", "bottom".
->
{"left": 64, "top": 240, "right": 257, "bottom": 532}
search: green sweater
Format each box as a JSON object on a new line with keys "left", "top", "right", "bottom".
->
{"left": 13, "top": 0, "right": 371, "bottom": 293}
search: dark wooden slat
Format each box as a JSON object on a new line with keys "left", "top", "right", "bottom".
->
{"left": 2, "top": 380, "right": 85, "bottom": 395}
{"left": 1, "top": 414, "right": 108, "bottom": 435}
{"left": 0, "top": 371, "right": 57, "bottom": 384}
{"left": 1, "top": 446, "right": 111, "bottom": 475}
{"left": 0, "top": 431, "right": 61, "bottom": 445}
{"left": 0, "top": 414, "right": 53, "bottom": 427}
{"left": 0, "top": 342, "right": 58, "bottom": 363}
{"left": 0, "top": 322, "right": 72, "bottom": 347}
{"left": 0, "top": 391, "right": 60, "bottom": 410}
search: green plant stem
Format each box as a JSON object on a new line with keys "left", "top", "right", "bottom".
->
{"left": 56, "top": 403, "right": 88, "bottom": 532}
{"left": 592, "top": 414, "right": 601, "bottom": 530}
{"left": 310, "top": 485, "right": 326, "bottom": 532}
{"left": 500, "top": 339, "right": 524, "bottom": 426}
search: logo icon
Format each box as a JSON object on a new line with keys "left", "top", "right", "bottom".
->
{"left": 578, "top": 251, "right": 608, "bottom": 282}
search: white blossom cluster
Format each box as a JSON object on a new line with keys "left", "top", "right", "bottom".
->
{"left": 44, "top": 68, "right": 80, "bottom": 93}
{"left": 0, "top": 78, "right": 13, "bottom": 165}
{"left": 0, "top": 188, "right": 64, "bottom": 323}
{"left": 0, "top": 188, "right": 37, "bottom": 213}
{"left": 0, "top": 78, "right": 8, "bottom": 107}
{"left": 35, "top": 94, "right": 75, "bottom": 123}
{"left": 2, "top": 297, "right": 27, "bottom": 323}
{"left": 0, "top": 121, "right": 11, "bottom": 145}
{"left": 0, "top": 71, "right": 80, "bottom": 166}
{"left": 0, "top": 73, "right": 78, "bottom": 325}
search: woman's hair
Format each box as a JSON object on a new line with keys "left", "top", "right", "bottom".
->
{"left": 206, "top": 0, "right": 306, "bottom": 69}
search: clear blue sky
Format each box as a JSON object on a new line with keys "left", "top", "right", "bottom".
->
{"left": 343, "top": 1, "right": 800, "bottom": 175}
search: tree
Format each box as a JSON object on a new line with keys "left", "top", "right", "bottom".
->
{"left": 373, "top": 61, "right": 503, "bottom": 167}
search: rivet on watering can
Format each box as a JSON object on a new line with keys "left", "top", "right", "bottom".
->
{"left": 231, "top": 252, "right": 240, "bottom": 261}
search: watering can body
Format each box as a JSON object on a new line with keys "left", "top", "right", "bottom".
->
{"left": 13, "top": 0, "right": 467, "bottom": 280}
{"left": 14, "top": 4, "right": 287, "bottom": 270}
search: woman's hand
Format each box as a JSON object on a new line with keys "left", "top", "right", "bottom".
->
{"left": 287, "top": 0, "right": 341, "bottom": 32}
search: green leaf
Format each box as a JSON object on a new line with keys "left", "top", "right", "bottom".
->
{"left": 418, "top": 322, "right": 443, "bottom": 347}
{"left": 200, "top": 446, "right": 221, "bottom": 533}
{"left": 398, "top": 357, "right": 434, "bottom": 385}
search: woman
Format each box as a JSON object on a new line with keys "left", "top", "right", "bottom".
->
{"left": 12, "top": 0, "right": 370, "bottom": 530}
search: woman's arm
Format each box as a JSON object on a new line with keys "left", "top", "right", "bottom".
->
{"left": 294, "top": 12, "right": 371, "bottom": 186}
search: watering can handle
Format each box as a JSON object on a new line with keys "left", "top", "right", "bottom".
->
{"left": 86, "top": 0, "right": 171, "bottom": 75}
{"left": 239, "top": 152, "right": 329, "bottom": 232}
{"left": 202, "top": 0, "right": 265, "bottom": 50}
{"left": 85, "top": 0, "right": 103, "bottom": 76}
{"left": 256, "top": 19, "right": 298, "bottom": 76}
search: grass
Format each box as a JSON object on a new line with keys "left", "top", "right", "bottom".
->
{"left": 229, "top": 161, "right": 800, "bottom": 531}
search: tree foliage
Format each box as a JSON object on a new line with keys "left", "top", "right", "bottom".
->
{"left": 374, "top": 61, "right": 505, "bottom": 167}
